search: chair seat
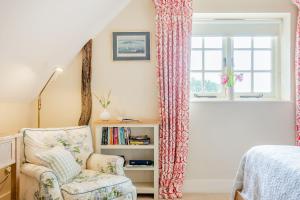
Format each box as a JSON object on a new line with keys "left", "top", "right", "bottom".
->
{"left": 61, "top": 170, "right": 135, "bottom": 200}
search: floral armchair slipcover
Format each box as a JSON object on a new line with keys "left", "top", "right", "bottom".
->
{"left": 20, "top": 126, "right": 136, "bottom": 200}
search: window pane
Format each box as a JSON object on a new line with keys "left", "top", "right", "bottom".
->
{"left": 190, "top": 72, "right": 202, "bottom": 94}
{"left": 253, "top": 50, "right": 271, "bottom": 70}
{"left": 192, "top": 37, "right": 203, "bottom": 48}
{"left": 253, "top": 37, "right": 272, "bottom": 48}
{"left": 233, "top": 37, "right": 251, "bottom": 49}
{"left": 234, "top": 72, "right": 251, "bottom": 93}
{"left": 204, "top": 72, "right": 222, "bottom": 93}
{"left": 234, "top": 50, "right": 251, "bottom": 70}
{"left": 204, "top": 37, "right": 222, "bottom": 48}
{"left": 191, "top": 50, "right": 202, "bottom": 70}
{"left": 204, "top": 50, "right": 222, "bottom": 70}
{"left": 253, "top": 72, "right": 272, "bottom": 93}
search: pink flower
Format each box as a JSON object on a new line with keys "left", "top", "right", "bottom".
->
{"left": 235, "top": 73, "right": 243, "bottom": 82}
{"left": 221, "top": 75, "right": 228, "bottom": 85}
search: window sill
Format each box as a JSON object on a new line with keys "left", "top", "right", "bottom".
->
{"left": 190, "top": 98, "right": 292, "bottom": 103}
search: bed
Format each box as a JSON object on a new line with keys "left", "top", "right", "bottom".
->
{"left": 232, "top": 145, "right": 300, "bottom": 200}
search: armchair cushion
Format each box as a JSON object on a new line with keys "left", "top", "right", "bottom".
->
{"left": 21, "top": 163, "right": 64, "bottom": 200}
{"left": 23, "top": 126, "right": 93, "bottom": 169}
{"left": 87, "top": 153, "right": 125, "bottom": 176}
{"left": 61, "top": 170, "right": 136, "bottom": 200}
{"left": 37, "top": 147, "right": 81, "bottom": 184}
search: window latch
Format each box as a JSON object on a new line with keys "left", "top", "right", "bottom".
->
{"left": 223, "top": 58, "right": 227, "bottom": 67}
{"left": 240, "top": 93, "right": 263, "bottom": 98}
{"left": 194, "top": 94, "right": 217, "bottom": 98}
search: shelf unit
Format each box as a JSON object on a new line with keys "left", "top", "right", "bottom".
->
{"left": 94, "top": 119, "right": 159, "bottom": 199}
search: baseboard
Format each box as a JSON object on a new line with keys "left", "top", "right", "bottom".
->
{"left": 183, "top": 179, "right": 234, "bottom": 193}
{"left": 0, "top": 191, "right": 10, "bottom": 200}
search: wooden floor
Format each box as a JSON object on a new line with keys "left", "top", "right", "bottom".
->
{"left": 138, "top": 193, "right": 230, "bottom": 200}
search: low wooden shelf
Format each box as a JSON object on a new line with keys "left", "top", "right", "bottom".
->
{"left": 100, "top": 144, "right": 155, "bottom": 150}
{"left": 135, "top": 182, "right": 154, "bottom": 194}
{"left": 124, "top": 165, "right": 155, "bottom": 171}
{"left": 94, "top": 119, "right": 159, "bottom": 199}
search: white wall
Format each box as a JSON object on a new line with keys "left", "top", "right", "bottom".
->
{"left": 35, "top": 52, "right": 82, "bottom": 128}
{"left": 38, "top": 0, "right": 158, "bottom": 129}
{"left": 0, "top": 102, "right": 32, "bottom": 199}
{"left": 35, "top": 0, "right": 297, "bottom": 194}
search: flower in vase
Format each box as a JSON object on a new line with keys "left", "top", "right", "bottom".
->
{"left": 93, "top": 90, "right": 111, "bottom": 109}
{"left": 221, "top": 68, "right": 243, "bottom": 88}
{"left": 221, "top": 74, "right": 229, "bottom": 85}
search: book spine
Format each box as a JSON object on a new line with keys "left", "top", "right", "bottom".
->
{"left": 119, "top": 127, "right": 122, "bottom": 145}
{"left": 101, "top": 128, "right": 104, "bottom": 145}
{"left": 124, "top": 128, "right": 128, "bottom": 145}
{"left": 118, "top": 127, "right": 121, "bottom": 144}
{"left": 113, "top": 127, "right": 118, "bottom": 145}
{"left": 106, "top": 127, "right": 109, "bottom": 145}
{"left": 123, "top": 128, "right": 126, "bottom": 145}
{"left": 110, "top": 128, "right": 113, "bottom": 145}
{"left": 127, "top": 128, "right": 131, "bottom": 145}
{"left": 103, "top": 127, "right": 106, "bottom": 145}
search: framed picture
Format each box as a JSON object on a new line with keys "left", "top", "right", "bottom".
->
{"left": 113, "top": 32, "right": 150, "bottom": 61}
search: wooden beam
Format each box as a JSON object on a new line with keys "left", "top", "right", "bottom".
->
{"left": 235, "top": 191, "right": 245, "bottom": 200}
{"left": 78, "top": 39, "right": 92, "bottom": 126}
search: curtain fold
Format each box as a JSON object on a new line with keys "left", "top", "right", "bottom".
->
{"left": 153, "top": 0, "right": 193, "bottom": 198}
{"left": 293, "top": 0, "right": 300, "bottom": 145}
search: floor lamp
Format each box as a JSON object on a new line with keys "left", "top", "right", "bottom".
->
{"left": 37, "top": 67, "right": 63, "bottom": 128}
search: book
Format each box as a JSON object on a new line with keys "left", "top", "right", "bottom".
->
{"left": 129, "top": 140, "right": 150, "bottom": 145}
{"left": 129, "top": 135, "right": 150, "bottom": 145}
{"left": 113, "top": 127, "right": 118, "bottom": 144}
{"left": 110, "top": 128, "right": 113, "bottom": 144}
{"left": 120, "top": 127, "right": 125, "bottom": 145}
{"left": 101, "top": 127, "right": 133, "bottom": 145}
{"left": 101, "top": 127, "right": 109, "bottom": 145}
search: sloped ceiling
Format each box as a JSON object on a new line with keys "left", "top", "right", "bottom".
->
{"left": 0, "top": 0, "right": 130, "bottom": 102}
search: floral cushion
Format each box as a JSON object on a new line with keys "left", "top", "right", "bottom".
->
{"left": 61, "top": 170, "right": 136, "bottom": 200}
{"left": 23, "top": 126, "right": 93, "bottom": 169}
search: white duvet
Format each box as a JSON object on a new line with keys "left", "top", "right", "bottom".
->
{"left": 232, "top": 145, "right": 300, "bottom": 200}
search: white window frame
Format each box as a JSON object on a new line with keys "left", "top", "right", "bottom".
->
{"left": 190, "top": 36, "right": 226, "bottom": 98}
{"left": 191, "top": 13, "right": 291, "bottom": 102}
{"left": 229, "top": 37, "right": 277, "bottom": 99}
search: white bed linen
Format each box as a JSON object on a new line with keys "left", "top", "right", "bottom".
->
{"left": 232, "top": 145, "right": 300, "bottom": 200}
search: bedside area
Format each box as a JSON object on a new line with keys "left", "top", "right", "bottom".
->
{"left": 0, "top": 134, "right": 21, "bottom": 200}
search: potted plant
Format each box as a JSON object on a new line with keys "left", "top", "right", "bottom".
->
{"left": 94, "top": 90, "right": 111, "bottom": 120}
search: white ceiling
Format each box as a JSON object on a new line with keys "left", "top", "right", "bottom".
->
{"left": 0, "top": 0, "right": 130, "bottom": 102}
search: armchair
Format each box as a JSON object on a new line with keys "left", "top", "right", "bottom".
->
{"left": 20, "top": 126, "right": 136, "bottom": 200}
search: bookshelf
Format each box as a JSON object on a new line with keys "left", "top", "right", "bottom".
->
{"left": 94, "top": 119, "right": 159, "bottom": 199}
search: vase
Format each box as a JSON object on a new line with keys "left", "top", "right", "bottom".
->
{"left": 100, "top": 109, "right": 111, "bottom": 120}
{"left": 228, "top": 87, "right": 234, "bottom": 100}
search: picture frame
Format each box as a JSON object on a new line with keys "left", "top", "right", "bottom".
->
{"left": 113, "top": 32, "right": 150, "bottom": 61}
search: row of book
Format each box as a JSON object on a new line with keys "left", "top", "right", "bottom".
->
{"left": 101, "top": 127, "right": 131, "bottom": 145}
{"left": 129, "top": 135, "right": 151, "bottom": 145}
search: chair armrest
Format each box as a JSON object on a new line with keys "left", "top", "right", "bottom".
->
{"left": 87, "top": 153, "right": 125, "bottom": 176}
{"left": 21, "top": 163, "right": 63, "bottom": 200}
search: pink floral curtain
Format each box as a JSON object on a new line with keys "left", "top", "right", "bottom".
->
{"left": 153, "top": 0, "right": 193, "bottom": 198}
{"left": 293, "top": 0, "right": 300, "bottom": 145}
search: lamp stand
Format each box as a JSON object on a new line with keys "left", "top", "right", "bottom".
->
{"left": 37, "top": 68, "right": 62, "bottom": 128}
{"left": 38, "top": 96, "right": 42, "bottom": 128}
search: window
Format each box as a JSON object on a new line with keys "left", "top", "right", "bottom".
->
{"left": 190, "top": 37, "right": 224, "bottom": 96}
{"left": 233, "top": 37, "right": 274, "bottom": 96}
{"left": 190, "top": 13, "right": 291, "bottom": 101}
{"left": 191, "top": 36, "right": 276, "bottom": 99}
